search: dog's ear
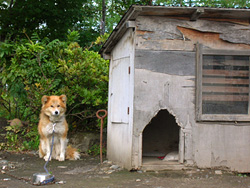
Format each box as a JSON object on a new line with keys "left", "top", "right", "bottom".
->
{"left": 41, "top": 95, "right": 49, "bottom": 105}
{"left": 60, "top": 95, "right": 67, "bottom": 104}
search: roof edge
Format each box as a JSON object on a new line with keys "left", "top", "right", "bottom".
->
{"left": 100, "top": 5, "right": 250, "bottom": 57}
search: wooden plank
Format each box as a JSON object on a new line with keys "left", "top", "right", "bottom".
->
{"left": 196, "top": 43, "right": 203, "bottom": 121}
{"left": 203, "top": 49, "right": 250, "bottom": 56}
{"left": 203, "top": 59, "right": 249, "bottom": 66}
{"left": 202, "top": 77, "right": 249, "bottom": 85}
{"left": 202, "top": 86, "right": 249, "bottom": 93}
{"left": 202, "top": 95, "right": 248, "bottom": 101}
{"left": 203, "top": 69, "right": 249, "bottom": 77}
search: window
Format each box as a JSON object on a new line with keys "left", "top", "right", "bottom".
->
{"left": 196, "top": 44, "right": 250, "bottom": 121}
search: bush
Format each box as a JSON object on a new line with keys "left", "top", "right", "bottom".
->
{"left": 0, "top": 31, "right": 109, "bottom": 150}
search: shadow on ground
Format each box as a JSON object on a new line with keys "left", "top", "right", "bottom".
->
{"left": 0, "top": 151, "right": 250, "bottom": 188}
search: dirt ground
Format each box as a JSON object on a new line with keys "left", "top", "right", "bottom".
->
{"left": 0, "top": 151, "right": 250, "bottom": 188}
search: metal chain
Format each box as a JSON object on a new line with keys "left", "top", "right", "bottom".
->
{"left": 1, "top": 123, "right": 57, "bottom": 186}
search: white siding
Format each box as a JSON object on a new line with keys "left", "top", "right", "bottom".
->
{"left": 107, "top": 28, "right": 135, "bottom": 169}
{"left": 110, "top": 57, "right": 130, "bottom": 123}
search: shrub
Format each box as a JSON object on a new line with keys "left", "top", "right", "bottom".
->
{"left": 0, "top": 31, "right": 109, "bottom": 150}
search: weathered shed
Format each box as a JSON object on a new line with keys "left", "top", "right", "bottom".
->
{"left": 100, "top": 5, "right": 250, "bottom": 172}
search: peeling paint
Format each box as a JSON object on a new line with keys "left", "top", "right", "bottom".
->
{"left": 177, "top": 26, "right": 250, "bottom": 49}
{"left": 136, "top": 16, "right": 250, "bottom": 51}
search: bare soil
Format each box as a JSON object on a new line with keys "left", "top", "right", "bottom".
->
{"left": 0, "top": 151, "right": 250, "bottom": 188}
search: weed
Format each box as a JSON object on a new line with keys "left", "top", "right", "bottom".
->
{"left": 87, "top": 143, "right": 106, "bottom": 156}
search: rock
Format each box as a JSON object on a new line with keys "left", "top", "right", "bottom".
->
{"left": 68, "top": 132, "right": 103, "bottom": 153}
{"left": 2, "top": 165, "right": 7, "bottom": 170}
{"left": 103, "top": 160, "right": 112, "bottom": 164}
{"left": 8, "top": 118, "right": 28, "bottom": 127}
{"left": 136, "top": 179, "right": 141, "bottom": 182}
{"left": 215, "top": 170, "right": 223, "bottom": 175}
{"left": 186, "top": 169, "right": 197, "bottom": 174}
{"left": 100, "top": 167, "right": 110, "bottom": 171}
{"left": 58, "top": 166, "right": 68, "bottom": 169}
{"left": 0, "top": 160, "right": 8, "bottom": 165}
{"left": 110, "top": 165, "right": 120, "bottom": 170}
{"left": 56, "top": 180, "right": 66, "bottom": 184}
{"left": 106, "top": 170, "right": 115, "bottom": 174}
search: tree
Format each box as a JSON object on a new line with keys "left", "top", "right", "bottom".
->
{"left": 1, "top": 0, "right": 249, "bottom": 46}
{"left": 153, "top": 0, "right": 250, "bottom": 7}
{"left": 0, "top": 0, "right": 87, "bottom": 42}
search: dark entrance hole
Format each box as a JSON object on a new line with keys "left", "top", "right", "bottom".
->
{"left": 142, "top": 109, "right": 179, "bottom": 159}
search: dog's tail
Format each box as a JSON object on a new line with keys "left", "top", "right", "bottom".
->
{"left": 66, "top": 145, "right": 80, "bottom": 160}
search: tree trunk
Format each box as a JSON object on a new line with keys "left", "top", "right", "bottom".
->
{"left": 101, "top": 0, "right": 106, "bottom": 35}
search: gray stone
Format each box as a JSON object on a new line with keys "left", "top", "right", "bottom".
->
{"left": 215, "top": 170, "right": 223, "bottom": 175}
{"left": 69, "top": 132, "right": 105, "bottom": 153}
{"left": 110, "top": 165, "right": 120, "bottom": 170}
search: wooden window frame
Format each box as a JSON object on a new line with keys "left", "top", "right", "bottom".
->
{"left": 196, "top": 44, "right": 250, "bottom": 122}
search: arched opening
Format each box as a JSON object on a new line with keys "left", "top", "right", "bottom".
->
{"left": 142, "top": 109, "right": 180, "bottom": 166}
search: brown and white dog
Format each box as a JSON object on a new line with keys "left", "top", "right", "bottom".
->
{"left": 38, "top": 95, "right": 80, "bottom": 161}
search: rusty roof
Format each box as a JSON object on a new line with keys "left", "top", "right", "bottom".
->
{"left": 100, "top": 5, "right": 250, "bottom": 57}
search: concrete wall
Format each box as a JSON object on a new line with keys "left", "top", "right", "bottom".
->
{"left": 107, "top": 29, "right": 135, "bottom": 169}
{"left": 132, "top": 50, "right": 195, "bottom": 168}
{"left": 131, "top": 16, "right": 250, "bottom": 172}
{"left": 194, "top": 123, "right": 250, "bottom": 172}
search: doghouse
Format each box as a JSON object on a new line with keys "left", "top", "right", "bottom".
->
{"left": 100, "top": 5, "right": 250, "bottom": 172}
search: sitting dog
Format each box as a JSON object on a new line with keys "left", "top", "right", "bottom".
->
{"left": 38, "top": 95, "right": 80, "bottom": 161}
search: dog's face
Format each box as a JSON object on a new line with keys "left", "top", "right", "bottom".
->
{"left": 41, "top": 95, "right": 67, "bottom": 117}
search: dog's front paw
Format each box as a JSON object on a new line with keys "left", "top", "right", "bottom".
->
{"left": 58, "top": 154, "right": 65, "bottom": 161}
{"left": 44, "top": 154, "right": 51, "bottom": 161}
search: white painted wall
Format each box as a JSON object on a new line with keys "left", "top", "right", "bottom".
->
{"left": 107, "top": 28, "right": 135, "bottom": 169}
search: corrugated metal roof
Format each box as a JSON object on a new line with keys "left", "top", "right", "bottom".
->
{"left": 100, "top": 5, "right": 250, "bottom": 57}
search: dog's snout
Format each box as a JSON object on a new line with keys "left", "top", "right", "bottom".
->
{"left": 55, "top": 111, "right": 59, "bottom": 115}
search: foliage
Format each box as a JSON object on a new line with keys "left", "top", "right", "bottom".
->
{"left": 0, "top": 0, "right": 87, "bottom": 42}
{"left": 87, "top": 143, "right": 106, "bottom": 156}
{"left": 0, "top": 31, "right": 109, "bottom": 150}
{"left": 153, "top": 0, "right": 250, "bottom": 7}
{"left": 2, "top": 124, "right": 39, "bottom": 151}
{"left": 237, "top": 173, "right": 248, "bottom": 177}
{"left": 2, "top": 0, "right": 248, "bottom": 48}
